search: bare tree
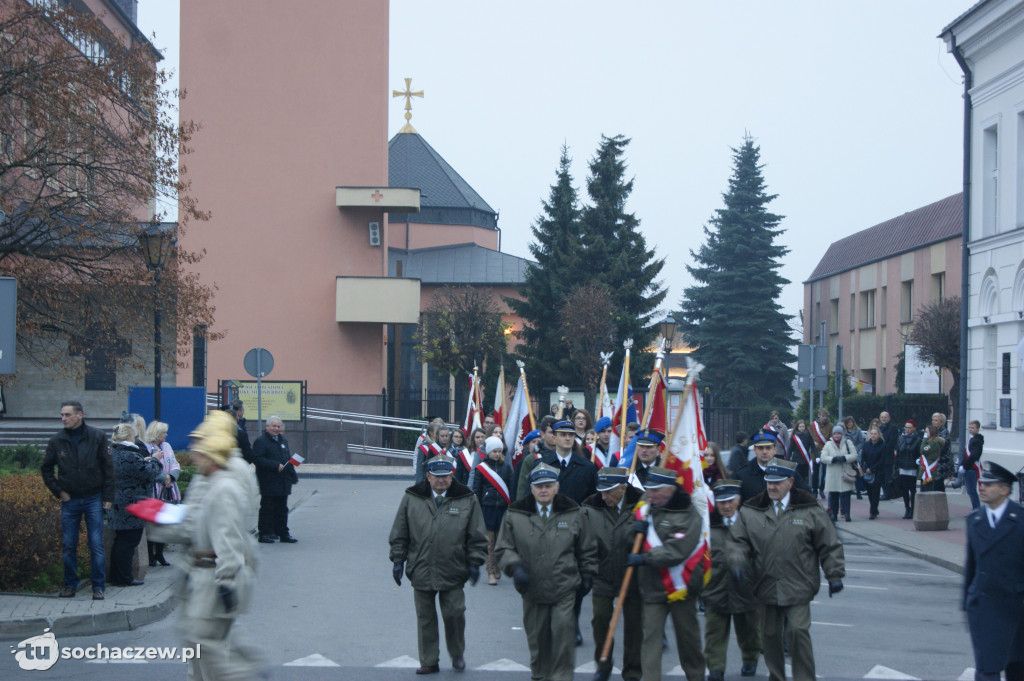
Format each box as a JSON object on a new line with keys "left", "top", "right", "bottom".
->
{"left": 0, "top": 1, "right": 214, "bottom": 375}
{"left": 906, "top": 296, "right": 961, "bottom": 436}
{"left": 415, "top": 286, "right": 508, "bottom": 377}
{"left": 558, "top": 282, "right": 616, "bottom": 408}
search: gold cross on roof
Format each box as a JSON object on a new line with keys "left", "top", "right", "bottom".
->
{"left": 392, "top": 77, "right": 423, "bottom": 134}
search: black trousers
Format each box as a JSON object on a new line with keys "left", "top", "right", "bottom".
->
{"left": 899, "top": 474, "right": 917, "bottom": 511}
{"left": 828, "top": 491, "right": 851, "bottom": 520}
{"left": 111, "top": 528, "right": 144, "bottom": 584}
{"left": 259, "top": 494, "right": 289, "bottom": 537}
{"left": 866, "top": 479, "right": 881, "bottom": 516}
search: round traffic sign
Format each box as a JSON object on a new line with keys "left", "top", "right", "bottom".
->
{"left": 243, "top": 347, "right": 274, "bottom": 378}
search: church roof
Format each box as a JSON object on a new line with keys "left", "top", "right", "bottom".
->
{"left": 388, "top": 133, "right": 498, "bottom": 230}
{"left": 389, "top": 243, "right": 531, "bottom": 285}
{"left": 804, "top": 193, "right": 962, "bottom": 284}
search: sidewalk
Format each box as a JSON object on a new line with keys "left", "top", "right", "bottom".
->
{"left": 829, "top": 485, "right": 973, "bottom": 575}
{"left": 0, "top": 486, "right": 317, "bottom": 641}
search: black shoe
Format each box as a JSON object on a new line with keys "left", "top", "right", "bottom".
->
{"left": 157, "top": 557, "right": 170, "bottom": 567}
{"left": 415, "top": 664, "right": 439, "bottom": 675}
{"left": 279, "top": 535, "right": 298, "bottom": 543}
{"left": 269, "top": 534, "right": 280, "bottom": 540}
{"left": 452, "top": 657, "right": 465, "bottom": 672}
{"left": 741, "top": 662, "right": 757, "bottom": 676}
{"left": 845, "top": 515, "right": 852, "bottom": 522}
{"left": 92, "top": 589, "right": 104, "bottom": 601}
{"left": 575, "top": 625, "right": 583, "bottom": 646}
{"left": 708, "top": 671, "right": 725, "bottom": 681}
{"left": 258, "top": 535, "right": 276, "bottom": 543}
{"left": 856, "top": 493, "right": 863, "bottom": 500}
{"left": 59, "top": 586, "right": 76, "bottom": 598}
{"left": 149, "top": 559, "right": 158, "bottom": 567}
{"left": 110, "top": 579, "right": 145, "bottom": 587}
{"left": 903, "top": 510, "right": 913, "bottom": 519}
{"left": 869, "top": 512, "right": 878, "bottom": 520}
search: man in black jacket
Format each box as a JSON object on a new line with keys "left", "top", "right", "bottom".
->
{"left": 253, "top": 416, "right": 299, "bottom": 543}
{"left": 226, "top": 400, "right": 254, "bottom": 465}
{"left": 41, "top": 401, "right": 114, "bottom": 600}
{"left": 736, "top": 432, "right": 808, "bottom": 502}
{"left": 877, "top": 412, "right": 900, "bottom": 500}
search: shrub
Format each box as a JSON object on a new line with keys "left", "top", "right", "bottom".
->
{"left": 0, "top": 444, "right": 45, "bottom": 474}
{"left": 0, "top": 474, "right": 89, "bottom": 593}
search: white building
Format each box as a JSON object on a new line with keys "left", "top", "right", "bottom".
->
{"left": 943, "top": 0, "right": 1024, "bottom": 473}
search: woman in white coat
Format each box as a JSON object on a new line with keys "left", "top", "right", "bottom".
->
{"left": 821, "top": 425, "right": 858, "bottom": 523}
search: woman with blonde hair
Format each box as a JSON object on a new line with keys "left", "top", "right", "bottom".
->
{"left": 145, "top": 421, "right": 180, "bottom": 567}
{"left": 109, "top": 423, "right": 162, "bottom": 585}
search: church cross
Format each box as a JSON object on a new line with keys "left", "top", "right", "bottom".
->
{"left": 392, "top": 78, "right": 424, "bottom": 133}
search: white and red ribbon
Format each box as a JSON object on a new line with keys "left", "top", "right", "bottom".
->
{"left": 793, "top": 435, "right": 813, "bottom": 474}
{"left": 812, "top": 421, "right": 827, "bottom": 448}
{"left": 456, "top": 447, "right": 475, "bottom": 473}
{"left": 476, "top": 461, "right": 510, "bottom": 505}
{"left": 919, "top": 453, "right": 938, "bottom": 483}
{"left": 592, "top": 446, "right": 609, "bottom": 470}
{"left": 635, "top": 502, "right": 688, "bottom": 601}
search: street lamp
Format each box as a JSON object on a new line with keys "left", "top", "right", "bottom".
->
{"left": 139, "top": 226, "right": 174, "bottom": 421}
{"left": 659, "top": 314, "right": 678, "bottom": 351}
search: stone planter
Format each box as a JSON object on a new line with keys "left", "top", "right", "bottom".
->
{"left": 102, "top": 525, "right": 149, "bottom": 582}
{"left": 913, "top": 491, "right": 949, "bottom": 531}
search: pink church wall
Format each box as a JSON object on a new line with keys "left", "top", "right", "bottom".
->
{"left": 178, "top": 0, "right": 390, "bottom": 395}
{"left": 388, "top": 221, "right": 498, "bottom": 251}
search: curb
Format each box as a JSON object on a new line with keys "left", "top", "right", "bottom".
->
{"left": 299, "top": 472, "right": 412, "bottom": 481}
{"left": 1, "top": 489, "right": 314, "bottom": 642}
{"left": 838, "top": 525, "right": 964, "bottom": 575}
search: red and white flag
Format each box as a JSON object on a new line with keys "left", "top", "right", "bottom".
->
{"left": 288, "top": 453, "right": 304, "bottom": 467}
{"left": 493, "top": 367, "right": 506, "bottom": 428}
{"left": 463, "top": 374, "right": 482, "bottom": 436}
{"left": 504, "top": 375, "right": 531, "bottom": 466}
{"left": 126, "top": 498, "right": 188, "bottom": 525}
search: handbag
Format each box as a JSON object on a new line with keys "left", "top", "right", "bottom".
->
{"left": 840, "top": 441, "right": 859, "bottom": 484}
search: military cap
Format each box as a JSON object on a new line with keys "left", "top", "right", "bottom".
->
{"left": 596, "top": 467, "right": 629, "bottom": 491}
{"left": 553, "top": 420, "right": 575, "bottom": 433}
{"left": 643, "top": 466, "right": 678, "bottom": 489}
{"left": 763, "top": 457, "right": 797, "bottom": 482}
{"left": 713, "top": 479, "right": 742, "bottom": 502}
{"left": 425, "top": 455, "right": 455, "bottom": 476}
{"left": 530, "top": 462, "right": 560, "bottom": 484}
{"left": 595, "top": 417, "right": 613, "bottom": 433}
{"left": 751, "top": 432, "right": 777, "bottom": 448}
{"left": 980, "top": 460, "right": 1016, "bottom": 486}
{"left": 636, "top": 429, "right": 664, "bottom": 447}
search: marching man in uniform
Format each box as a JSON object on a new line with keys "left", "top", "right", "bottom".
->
{"left": 625, "top": 466, "right": 707, "bottom": 681}
{"left": 389, "top": 454, "right": 488, "bottom": 675}
{"left": 497, "top": 462, "right": 597, "bottom": 681}
{"left": 963, "top": 461, "right": 1024, "bottom": 681}
{"left": 728, "top": 458, "right": 845, "bottom": 681}
{"left": 582, "top": 466, "right": 644, "bottom": 681}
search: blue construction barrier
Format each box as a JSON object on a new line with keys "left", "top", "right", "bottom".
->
{"left": 127, "top": 386, "right": 208, "bottom": 452}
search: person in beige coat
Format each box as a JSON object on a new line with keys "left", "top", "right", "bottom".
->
{"left": 820, "top": 425, "right": 858, "bottom": 522}
{"left": 145, "top": 411, "right": 262, "bottom": 681}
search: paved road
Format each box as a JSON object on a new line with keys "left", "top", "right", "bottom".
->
{"left": 4, "top": 478, "right": 976, "bottom": 680}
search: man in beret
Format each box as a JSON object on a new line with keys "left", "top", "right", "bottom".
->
{"left": 963, "top": 461, "right": 1024, "bottom": 681}
{"left": 496, "top": 463, "right": 598, "bottom": 681}
{"left": 626, "top": 467, "right": 706, "bottom": 681}
{"left": 704, "top": 480, "right": 760, "bottom": 681}
{"left": 728, "top": 458, "right": 845, "bottom": 681}
{"left": 389, "top": 455, "right": 488, "bottom": 675}
{"left": 582, "top": 467, "right": 644, "bottom": 681}
{"left": 592, "top": 416, "right": 618, "bottom": 468}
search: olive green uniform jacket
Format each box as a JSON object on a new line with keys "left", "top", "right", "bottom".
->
{"left": 388, "top": 479, "right": 488, "bottom": 592}
{"left": 495, "top": 492, "right": 598, "bottom": 603}
{"left": 581, "top": 486, "right": 645, "bottom": 598}
{"left": 727, "top": 487, "right": 845, "bottom": 606}
{"left": 703, "top": 511, "right": 757, "bottom": 614}
{"left": 635, "top": 487, "right": 705, "bottom": 604}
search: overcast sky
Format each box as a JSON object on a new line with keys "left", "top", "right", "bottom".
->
{"left": 138, "top": 1, "right": 970, "bottom": 335}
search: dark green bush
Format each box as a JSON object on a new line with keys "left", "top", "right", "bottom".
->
{"left": 0, "top": 444, "right": 45, "bottom": 473}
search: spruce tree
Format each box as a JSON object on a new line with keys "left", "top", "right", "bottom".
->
{"left": 582, "top": 135, "right": 665, "bottom": 383}
{"left": 508, "top": 145, "right": 584, "bottom": 390}
{"left": 679, "top": 135, "right": 796, "bottom": 407}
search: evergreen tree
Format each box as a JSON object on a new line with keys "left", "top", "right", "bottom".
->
{"left": 508, "top": 145, "right": 585, "bottom": 390}
{"left": 581, "top": 135, "right": 665, "bottom": 384}
{"left": 680, "top": 135, "right": 796, "bottom": 407}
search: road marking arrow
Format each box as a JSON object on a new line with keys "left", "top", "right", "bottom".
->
{"left": 284, "top": 654, "right": 340, "bottom": 667}
{"left": 375, "top": 655, "right": 421, "bottom": 668}
{"left": 476, "top": 658, "right": 531, "bottom": 671}
{"left": 863, "top": 665, "right": 920, "bottom": 679}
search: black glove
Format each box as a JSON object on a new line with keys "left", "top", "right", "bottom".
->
{"left": 625, "top": 553, "right": 646, "bottom": 567}
{"left": 218, "top": 585, "right": 236, "bottom": 613}
{"left": 832, "top": 455, "right": 847, "bottom": 463}
{"left": 467, "top": 564, "right": 480, "bottom": 586}
{"left": 512, "top": 564, "right": 530, "bottom": 594}
{"left": 730, "top": 566, "right": 746, "bottom": 587}
{"left": 392, "top": 561, "right": 404, "bottom": 586}
{"left": 632, "top": 518, "right": 649, "bottom": 535}
{"left": 579, "top": 576, "right": 593, "bottom": 596}
{"left": 828, "top": 580, "right": 843, "bottom": 597}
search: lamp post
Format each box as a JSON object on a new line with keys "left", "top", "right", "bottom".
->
{"left": 659, "top": 314, "right": 677, "bottom": 351}
{"left": 139, "top": 226, "right": 173, "bottom": 421}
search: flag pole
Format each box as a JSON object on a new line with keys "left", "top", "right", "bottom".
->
{"left": 662, "top": 377, "right": 694, "bottom": 466}
{"left": 516, "top": 361, "right": 536, "bottom": 431}
{"left": 628, "top": 340, "right": 664, "bottom": 476}
{"left": 555, "top": 385, "right": 568, "bottom": 419}
{"left": 472, "top": 363, "right": 482, "bottom": 422}
{"left": 618, "top": 338, "right": 633, "bottom": 463}
{"left": 595, "top": 353, "right": 611, "bottom": 418}
{"left": 595, "top": 531, "right": 645, "bottom": 677}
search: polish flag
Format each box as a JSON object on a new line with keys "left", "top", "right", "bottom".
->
{"left": 493, "top": 367, "right": 506, "bottom": 428}
{"left": 126, "top": 498, "right": 188, "bottom": 525}
{"left": 608, "top": 362, "right": 637, "bottom": 457}
{"left": 288, "top": 454, "right": 304, "bottom": 467}
{"left": 463, "top": 374, "right": 482, "bottom": 436}
{"left": 503, "top": 375, "right": 531, "bottom": 466}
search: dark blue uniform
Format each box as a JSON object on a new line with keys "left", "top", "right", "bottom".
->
{"left": 963, "top": 499, "right": 1024, "bottom": 681}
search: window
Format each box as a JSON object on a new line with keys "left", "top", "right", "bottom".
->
{"left": 880, "top": 286, "right": 887, "bottom": 326}
{"left": 1018, "top": 112, "right": 1024, "bottom": 227}
{"left": 983, "top": 327, "right": 997, "bottom": 427}
{"left": 849, "top": 294, "right": 855, "bottom": 331}
{"left": 931, "top": 273, "right": 945, "bottom": 303}
{"left": 900, "top": 281, "right": 914, "bottom": 323}
{"left": 982, "top": 125, "right": 999, "bottom": 238}
{"left": 192, "top": 325, "right": 207, "bottom": 388}
{"left": 828, "top": 299, "right": 837, "bottom": 334}
{"left": 859, "top": 290, "right": 876, "bottom": 328}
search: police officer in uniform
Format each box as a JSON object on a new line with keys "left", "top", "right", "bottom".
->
{"left": 704, "top": 480, "right": 760, "bottom": 680}
{"left": 389, "top": 455, "right": 488, "bottom": 675}
{"left": 631, "top": 429, "right": 663, "bottom": 487}
{"left": 496, "top": 463, "right": 598, "bottom": 681}
{"left": 963, "top": 461, "right": 1024, "bottom": 681}
{"left": 626, "top": 466, "right": 706, "bottom": 681}
{"left": 582, "top": 466, "right": 644, "bottom": 681}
